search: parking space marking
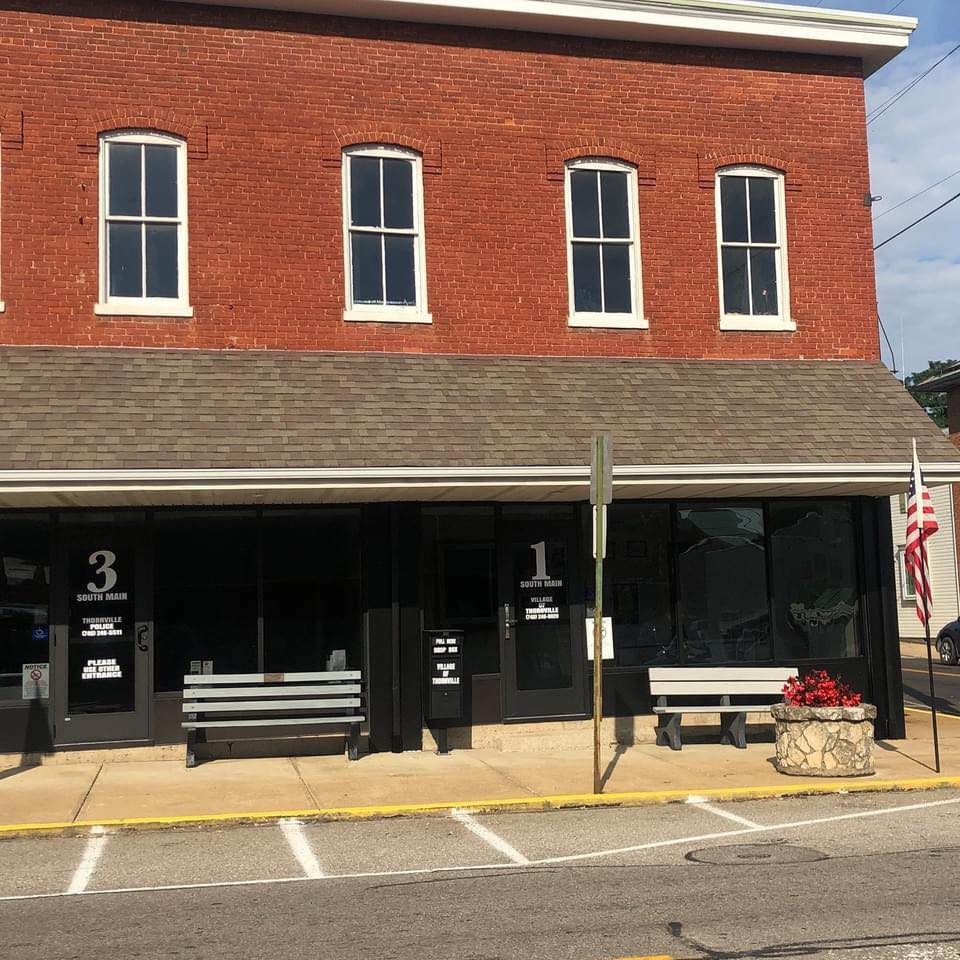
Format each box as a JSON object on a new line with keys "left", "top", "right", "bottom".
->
{"left": 686, "top": 797, "right": 761, "bottom": 829}
{"left": 450, "top": 808, "right": 529, "bottom": 864}
{"left": 279, "top": 819, "right": 325, "bottom": 879}
{"left": 2, "top": 793, "right": 958, "bottom": 904}
{"left": 66, "top": 826, "right": 108, "bottom": 895}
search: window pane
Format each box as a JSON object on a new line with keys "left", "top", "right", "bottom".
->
{"left": 721, "top": 246, "right": 748, "bottom": 315}
{"left": 384, "top": 234, "right": 416, "bottom": 306}
{"left": 600, "top": 171, "right": 630, "bottom": 239}
{"left": 144, "top": 145, "right": 178, "bottom": 218}
{"left": 600, "top": 504, "right": 674, "bottom": 667}
{"left": 676, "top": 506, "right": 770, "bottom": 663}
{"left": 108, "top": 143, "right": 141, "bottom": 217}
{"left": 0, "top": 516, "right": 50, "bottom": 703}
{"left": 263, "top": 511, "right": 362, "bottom": 674}
{"left": 720, "top": 176, "right": 748, "bottom": 243}
{"left": 382, "top": 158, "right": 414, "bottom": 230}
{"left": 351, "top": 232, "right": 383, "bottom": 304}
{"left": 750, "top": 248, "right": 779, "bottom": 315}
{"left": 145, "top": 224, "right": 179, "bottom": 298}
{"left": 108, "top": 222, "right": 143, "bottom": 298}
{"left": 570, "top": 170, "right": 600, "bottom": 238}
{"left": 154, "top": 513, "right": 258, "bottom": 693}
{"left": 572, "top": 243, "right": 602, "bottom": 312}
{"left": 768, "top": 501, "right": 860, "bottom": 660}
{"left": 601, "top": 243, "right": 632, "bottom": 313}
{"left": 350, "top": 156, "right": 381, "bottom": 228}
{"left": 748, "top": 177, "right": 777, "bottom": 244}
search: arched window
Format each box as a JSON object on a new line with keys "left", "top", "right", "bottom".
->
{"left": 564, "top": 158, "right": 645, "bottom": 328}
{"left": 715, "top": 165, "right": 792, "bottom": 330}
{"left": 96, "top": 130, "right": 191, "bottom": 317}
{"left": 342, "top": 145, "right": 430, "bottom": 323}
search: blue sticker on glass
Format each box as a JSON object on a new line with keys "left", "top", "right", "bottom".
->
{"left": 32, "top": 626, "right": 49, "bottom": 642}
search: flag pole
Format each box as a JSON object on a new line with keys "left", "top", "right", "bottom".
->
{"left": 921, "top": 521, "right": 941, "bottom": 774}
{"left": 915, "top": 438, "right": 941, "bottom": 774}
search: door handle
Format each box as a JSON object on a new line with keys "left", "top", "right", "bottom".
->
{"left": 137, "top": 624, "right": 150, "bottom": 652}
{"left": 503, "top": 603, "right": 518, "bottom": 640}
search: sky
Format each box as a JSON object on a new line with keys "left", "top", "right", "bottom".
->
{"left": 764, "top": 0, "right": 960, "bottom": 380}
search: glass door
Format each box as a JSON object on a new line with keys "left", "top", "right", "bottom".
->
{"left": 499, "top": 510, "right": 586, "bottom": 720}
{"left": 53, "top": 524, "right": 151, "bottom": 744}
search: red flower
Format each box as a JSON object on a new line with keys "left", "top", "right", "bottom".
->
{"left": 782, "top": 669, "right": 862, "bottom": 707}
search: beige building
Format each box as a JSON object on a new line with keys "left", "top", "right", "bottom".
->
{"left": 891, "top": 484, "right": 960, "bottom": 639}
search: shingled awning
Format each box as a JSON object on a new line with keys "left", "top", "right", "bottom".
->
{"left": 1, "top": 346, "right": 957, "bottom": 506}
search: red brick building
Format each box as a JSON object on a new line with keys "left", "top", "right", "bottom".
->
{"left": 0, "top": 0, "right": 956, "bottom": 756}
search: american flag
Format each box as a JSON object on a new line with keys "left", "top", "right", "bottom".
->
{"left": 904, "top": 438, "right": 939, "bottom": 626}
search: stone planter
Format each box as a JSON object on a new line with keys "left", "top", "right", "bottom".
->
{"left": 771, "top": 703, "right": 877, "bottom": 777}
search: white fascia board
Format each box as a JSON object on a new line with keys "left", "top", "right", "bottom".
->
{"left": 167, "top": 0, "right": 916, "bottom": 76}
{"left": 1, "top": 461, "right": 958, "bottom": 495}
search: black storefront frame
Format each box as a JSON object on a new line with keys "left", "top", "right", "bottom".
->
{"left": 0, "top": 495, "right": 904, "bottom": 754}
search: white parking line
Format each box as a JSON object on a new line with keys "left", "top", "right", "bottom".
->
{"left": 279, "top": 819, "right": 324, "bottom": 879}
{"left": 450, "top": 808, "right": 529, "bottom": 864}
{"left": 686, "top": 796, "right": 761, "bottom": 829}
{"left": 3, "top": 793, "right": 957, "bottom": 904}
{"left": 66, "top": 826, "right": 108, "bottom": 895}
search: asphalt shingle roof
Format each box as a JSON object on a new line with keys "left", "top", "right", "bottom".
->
{"left": 0, "top": 347, "right": 956, "bottom": 471}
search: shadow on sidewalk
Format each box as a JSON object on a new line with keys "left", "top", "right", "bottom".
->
{"left": 0, "top": 699, "right": 53, "bottom": 782}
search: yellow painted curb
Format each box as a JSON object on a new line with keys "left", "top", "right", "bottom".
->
{"left": 2, "top": 773, "right": 960, "bottom": 839}
{"left": 904, "top": 706, "right": 960, "bottom": 720}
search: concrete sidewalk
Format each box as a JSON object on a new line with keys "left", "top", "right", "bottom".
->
{"left": 1, "top": 708, "right": 958, "bottom": 833}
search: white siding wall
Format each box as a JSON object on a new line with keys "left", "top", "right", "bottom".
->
{"left": 891, "top": 484, "right": 960, "bottom": 638}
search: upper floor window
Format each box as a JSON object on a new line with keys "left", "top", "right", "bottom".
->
{"left": 342, "top": 145, "right": 430, "bottom": 323}
{"left": 565, "top": 159, "right": 645, "bottom": 328}
{"left": 96, "top": 131, "right": 192, "bottom": 318}
{"left": 716, "top": 166, "right": 792, "bottom": 331}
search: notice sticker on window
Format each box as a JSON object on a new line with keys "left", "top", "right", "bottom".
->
{"left": 81, "top": 658, "right": 123, "bottom": 681}
{"left": 22, "top": 662, "right": 50, "bottom": 700}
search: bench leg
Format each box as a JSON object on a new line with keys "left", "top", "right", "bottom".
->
{"left": 656, "top": 714, "right": 682, "bottom": 751}
{"left": 346, "top": 725, "right": 360, "bottom": 761}
{"left": 720, "top": 711, "right": 747, "bottom": 749}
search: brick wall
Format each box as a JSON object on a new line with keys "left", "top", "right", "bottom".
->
{"left": 0, "top": 0, "right": 880, "bottom": 359}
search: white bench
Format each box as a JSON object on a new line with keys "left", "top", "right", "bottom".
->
{"left": 649, "top": 666, "right": 796, "bottom": 751}
{"left": 182, "top": 670, "right": 365, "bottom": 768}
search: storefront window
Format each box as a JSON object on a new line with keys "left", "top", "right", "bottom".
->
{"left": 421, "top": 507, "right": 499, "bottom": 676}
{"left": 768, "top": 500, "right": 861, "bottom": 659}
{"left": 0, "top": 515, "right": 50, "bottom": 702}
{"left": 676, "top": 505, "right": 770, "bottom": 662}
{"left": 154, "top": 512, "right": 258, "bottom": 691}
{"left": 262, "top": 510, "right": 362, "bottom": 673}
{"left": 603, "top": 503, "right": 674, "bottom": 666}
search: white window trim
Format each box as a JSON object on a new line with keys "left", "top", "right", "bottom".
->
{"left": 341, "top": 145, "right": 431, "bottom": 324}
{"left": 564, "top": 158, "right": 646, "bottom": 329}
{"left": 715, "top": 164, "right": 793, "bottom": 332}
{"left": 897, "top": 546, "right": 917, "bottom": 600}
{"left": 95, "top": 130, "right": 193, "bottom": 318}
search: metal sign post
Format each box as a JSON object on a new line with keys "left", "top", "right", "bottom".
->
{"left": 591, "top": 433, "right": 612, "bottom": 795}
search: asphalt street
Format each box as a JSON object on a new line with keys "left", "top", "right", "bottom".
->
{"left": 1, "top": 789, "right": 959, "bottom": 959}
{"left": 901, "top": 649, "right": 960, "bottom": 716}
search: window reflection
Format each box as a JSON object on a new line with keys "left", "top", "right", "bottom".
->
{"left": 0, "top": 516, "right": 50, "bottom": 701}
{"left": 676, "top": 506, "right": 770, "bottom": 662}
{"left": 769, "top": 501, "right": 860, "bottom": 658}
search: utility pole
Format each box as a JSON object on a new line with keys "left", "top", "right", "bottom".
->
{"left": 590, "top": 433, "right": 612, "bottom": 795}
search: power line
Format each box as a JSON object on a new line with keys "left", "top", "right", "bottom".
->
{"left": 878, "top": 312, "right": 898, "bottom": 376}
{"left": 874, "top": 188, "right": 960, "bottom": 250}
{"left": 874, "top": 168, "right": 960, "bottom": 221}
{"left": 867, "top": 42, "right": 960, "bottom": 125}
{"left": 887, "top": 1, "right": 907, "bottom": 12}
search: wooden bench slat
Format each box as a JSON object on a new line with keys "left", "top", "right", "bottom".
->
{"left": 183, "top": 698, "right": 360, "bottom": 713}
{"left": 184, "top": 684, "right": 362, "bottom": 699}
{"left": 183, "top": 715, "right": 365, "bottom": 729}
{"left": 648, "top": 667, "right": 796, "bottom": 681}
{"left": 649, "top": 680, "right": 789, "bottom": 695}
{"left": 653, "top": 704, "right": 780, "bottom": 714}
{"left": 183, "top": 671, "right": 361, "bottom": 684}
